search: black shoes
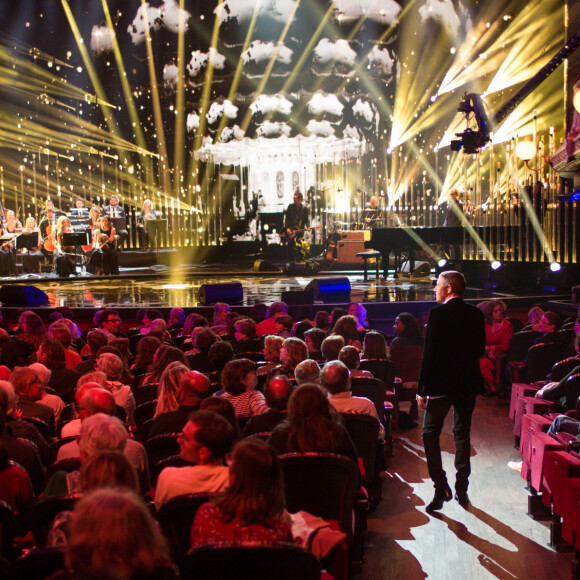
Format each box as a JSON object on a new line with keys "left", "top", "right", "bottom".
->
{"left": 426, "top": 486, "right": 452, "bottom": 512}
{"left": 455, "top": 491, "right": 469, "bottom": 505}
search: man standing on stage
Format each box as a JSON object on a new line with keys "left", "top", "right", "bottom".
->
{"left": 417, "top": 270, "right": 485, "bottom": 511}
{"left": 283, "top": 188, "right": 309, "bottom": 262}
{"left": 102, "top": 195, "right": 128, "bottom": 249}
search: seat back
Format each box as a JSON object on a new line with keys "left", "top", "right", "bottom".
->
{"left": 526, "top": 342, "right": 568, "bottom": 383}
{"left": 350, "top": 377, "right": 386, "bottom": 424}
{"left": 157, "top": 493, "right": 214, "bottom": 563}
{"left": 0, "top": 500, "right": 15, "bottom": 560}
{"left": 21, "top": 416, "right": 54, "bottom": 440}
{"left": 181, "top": 542, "right": 321, "bottom": 580}
{"left": 506, "top": 330, "right": 541, "bottom": 363}
{"left": 506, "top": 317, "right": 523, "bottom": 334}
{"left": 133, "top": 383, "right": 159, "bottom": 406}
{"left": 11, "top": 546, "right": 66, "bottom": 580}
{"left": 549, "top": 357, "right": 580, "bottom": 382}
{"left": 145, "top": 433, "right": 181, "bottom": 484}
{"left": 388, "top": 345, "right": 422, "bottom": 383}
{"left": 135, "top": 400, "right": 158, "bottom": 429}
{"left": 562, "top": 373, "right": 580, "bottom": 411}
{"left": 279, "top": 452, "right": 358, "bottom": 547}
{"left": 359, "top": 358, "right": 394, "bottom": 390}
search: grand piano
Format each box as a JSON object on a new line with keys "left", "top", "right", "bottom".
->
{"left": 365, "top": 226, "right": 518, "bottom": 275}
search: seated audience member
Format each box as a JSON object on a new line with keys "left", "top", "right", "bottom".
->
{"left": 256, "top": 301, "right": 288, "bottom": 337}
{"left": 27, "top": 362, "right": 65, "bottom": 422}
{"left": 14, "top": 310, "right": 47, "bottom": 362}
{"left": 187, "top": 327, "right": 220, "bottom": 373}
{"left": 48, "top": 322, "right": 82, "bottom": 370}
{"left": 98, "top": 308, "right": 128, "bottom": 339}
{"left": 329, "top": 308, "right": 348, "bottom": 330}
{"left": 332, "top": 315, "right": 363, "bottom": 349}
{"left": 292, "top": 320, "right": 313, "bottom": 341}
{"left": 131, "top": 335, "right": 162, "bottom": 372}
{"left": 64, "top": 488, "right": 172, "bottom": 579}
{"left": 524, "top": 306, "right": 545, "bottom": 332}
{"left": 190, "top": 438, "right": 292, "bottom": 548}
{"left": 60, "top": 378, "right": 108, "bottom": 437}
{"left": 37, "top": 337, "right": 80, "bottom": 403}
{"left": 532, "top": 311, "right": 563, "bottom": 345}
{"left": 10, "top": 365, "right": 55, "bottom": 427}
{"left": 75, "top": 329, "right": 108, "bottom": 375}
{"left": 57, "top": 388, "right": 150, "bottom": 491}
{"left": 348, "top": 303, "right": 368, "bottom": 331}
{"left": 0, "top": 334, "right": 23, "bottom": 369}
{"left": 139, "top": 309, "right": 165, "bottom": 335}
{"left": 154, "top": 410, "right": 234, "bottom": 509}
{"left": 219, "top": 312, "right": 241, "bottom": 342}
{"left": 535, "top": 336, "right": 580, "bottom": 411}
{"left": 338, "top": 346, "right": 373, "bottom": 379}
{"left": 361, "top": 331, "right": 389, "bottom": 360}
{"left": 211, "top": 302, "right": 230, "bottom": 334}
{"left": 96, "top": 352, "right": 136, "bottom": 427}
{"left": 181, "top": 313, "right": 210, "bottom": 340}
{"left": 0, "top": 388, "right": 44, "bottom": 496}
{"left": 294, "top": 359, "right": 320, "bottom": 385}
{"left": 147, "top": 318, "right": 172, "bottom": 344}
{"left": 167, "top": 307, "right": 185, "bottom": 333}
{"left": 142, "top": 345, "right": 188, "bottom": 385}
{"left": 200, "top": 397, "right": 242, "bottom": 441}
{"left": 45, "top": 412, "right": 130, "bottom": 497}
{"left": 267, "top": 384, "right": 358, "bottom": 465}
{"left": 257, "top": 335, "right": 284, "bottom": 376}
{"left": 215, "top": 359, "right": 268, "bottom": 417}
{"left": 321, "top": 360, "right": 384, "bottom": 440}
{"left": 321, "top": 335, "right": 345, "bottom": 362}
{"left": 276, "top": 337, "right": 308, "bottom": 378}
{"left": 249, "top": 303, "right": 268, "bottom": 325}
{"left": 208, "top": 340, "right": 234, "bottom": 378}
{"left": 0, "top": 379, "right": 50, "bottom": 465}
{"left": 148, "top": 370, "right": 212, "bottom": 439}
{"left": 390, "top": 313, "right": 423, "bottom": 347}
{"left": 233, "top": 317, "right": 262, "bottom": 355}
{"left": 546, "top": 396, "right": 580, "bottom": 438}
{"left": 154, "top": 362, "right": 189, "bottom": 417}
{"left": 479, "top": 300, "right": 513, "bottom": 396}
{"left": 314, "top": 310, "right": 331, "bottom": 333}
{"left": 275, "top": 315, "right": 294, "bottom": 339}
{"left": 243, "top": 375, "right": 293, "bottom": 436}
{"left": 304, "top": 327, "right": 326, "bottom": 362}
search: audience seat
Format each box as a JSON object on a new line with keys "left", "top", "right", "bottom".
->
{"left": 180, "top": 542, "right": 321, "bottom": 580}
{"left": 560, "top": 478, "right": 580, "bottom": 551}
{"left": 133, "top": 383, "right": 159, "bottom": 406}
{"left": 541, "top": 449, "right": 580, "bottom": 512}
{"left": 134, "top": 400, "right": 158, "bottom": 442}
{"left": 526, "top": 342, "right": 569, "bottom": 383}
{"left": 0, "top": 500, "right": 15, "bottom": 561}
{"left": 10, "top": 546, "right": 66, "bottom": 580}
{"left": 156, "top": 492, "right": 214, "bottom": 563}
{"left": 145, "top": 433, "right": 180, "bottom": 485}
{"left": 519, "top": 414, "right": 553, "bottom": 481}
{"left": 32, "top": 494, "right": 82, "bottom": 546}
{"left": 549, "top": 357, "right": 580, "bottom": 382}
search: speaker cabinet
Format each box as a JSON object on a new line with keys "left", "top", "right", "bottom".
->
{"left": 0, "top": 285, "right": 49, "bottom": 306}
{"left": 281, "top": 290, "right": 315, "bottom": 305}
{"left": 197, "top": 283, "right": 243, "bottom": 305}
{"left": 305, "top": 277, "right": 351, "bottom": 298}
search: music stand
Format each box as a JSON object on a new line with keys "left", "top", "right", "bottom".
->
{"left": 63, "top": 232, "right": 90, "bottom": 274}
{"left": 15, "top": 233, "right": 39, "bottom": 251}
{"left": 145, "top": 218, "right": 167, "bottom": 252}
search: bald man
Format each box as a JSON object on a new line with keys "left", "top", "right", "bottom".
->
{"left": 147, "top": 370, "right": 212, "bottom": 439}
{"left": 243, "top": 375, "right": 293, "bottom": 436}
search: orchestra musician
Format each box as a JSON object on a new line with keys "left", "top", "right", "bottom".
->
{"left": 87, "top": 216, "right": 119, "bottom": 276}
{"left": 137, "top": 199, "right": 158, "bottom": 251}
{"left": 69, "top": 198, "right": 90, "bottom": 218}
{"left": 283, "top": 188, "right": 310, "bottom": 261}
{"left": 54, "top": 216, "right": 76, "bottom": 277}
{"left": 102, "top": 195, "right": 128, "bottom": 249}
{"left": 21, "top": 217, "right": 43, "bottom": 274}
{"left": 39, "top": 208, "right": 56, "bottom": 264}
{"left": 0, "top": 209, "right": 17, "bottom": 276}
{"left": 39, "top": 198, "right": 64, "bottom": 222}
{"left": 361, "top": 196, "right": 384, "bottom": 229}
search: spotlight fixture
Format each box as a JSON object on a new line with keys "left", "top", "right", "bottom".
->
{"left": 450, "top": 93, "right": 491, "bottom": 154}
{"left": 515, "top": 140, "right": 551, "bottom": 172}
{"left": 549, "top": 262, "right": 561, "bottom": 273}
{"left": 491, "top": 260, "right": 501, "bottom": 270}
{"left": 437, "top": 258, "right": 448, "bottom": 268}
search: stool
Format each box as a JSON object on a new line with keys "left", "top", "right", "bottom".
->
{"left": 356, "top": 251, "right": 381, "bottom": 281}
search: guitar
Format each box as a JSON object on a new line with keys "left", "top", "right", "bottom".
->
{"left": 280, "top": 225, "right": 323, "bottom": 240}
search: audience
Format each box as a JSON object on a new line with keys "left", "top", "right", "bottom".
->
{"left": 294, "top": 359, "right": 321, "bottom": 385}
{"left": 390, "top": 313, "right": 422, "bottom": 347}
{"left": 243, "top": 375, "right": 293, "bottom": 436}
{"left": 257, "top": 335, "right": 284, "bottom": 376}
{"left": 216, "top": 359, "right": 268, "bottom": 417}
{"left": 154, "top": 410, "right": 234, "bottom": 509}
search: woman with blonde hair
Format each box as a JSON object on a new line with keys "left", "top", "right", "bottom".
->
{"left": 155, "top": 361, "right": 189, "bottom": 417}
{"left": 96, "top": 352, "right": 136, "bottom": 427}
{"left": 65, "top": 488, "right": 173, "bottom": 579}
{"left": 276, "top": 337, "right": 308, "bottom": 378}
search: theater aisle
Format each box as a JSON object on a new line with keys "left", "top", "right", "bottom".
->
{"left": 359, "top": 396, "right": 571, "bottom": 579}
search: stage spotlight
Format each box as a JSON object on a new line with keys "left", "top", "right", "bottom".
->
{"left": 491, "top": 260, "right": 501, "bottom": 270}
{"left": 549, "top": 262, "right": 561, "bottom": 273}
{"left": 437, "top": 258, "right": 448, "bottom": 268}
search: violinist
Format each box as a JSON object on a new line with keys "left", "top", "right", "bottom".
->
{"left": 21, "top": 217, "right": 43, "bottom": 274}
{"left": 54, "top": 216, "right": 76, "bottom": 277}
{"left": 137, "top": 199, "right": 158, "bottom": 250}
{"left": 39, "top": 198, "right": 64, "bottom": 222}
{"left": 4, "top": 210, "right": 22, "bottom": 235}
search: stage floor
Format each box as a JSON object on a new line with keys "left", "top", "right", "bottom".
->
{"left": 1, "top": 262, "right": 503, "bottom": 310}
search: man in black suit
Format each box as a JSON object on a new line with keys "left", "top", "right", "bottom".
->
{"left": 102, "top": 195, "right": 128, "bottom": 248}
{"left": 417, "top": 270, "right": 485, "bottom": 511}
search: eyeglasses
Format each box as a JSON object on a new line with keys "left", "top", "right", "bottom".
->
{"left": 106, "top": 318, "right": 121, "bottom": 323}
